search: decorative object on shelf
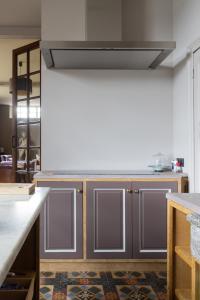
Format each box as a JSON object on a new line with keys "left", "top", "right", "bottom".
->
{"left": 187, "top": 213, "right": 200, "bottom": 262}
{"left": 172, "top": 158, "right": 184, "bottom": 173}
{"left": 148, "top": 152, "right": 171, "bottom": 172}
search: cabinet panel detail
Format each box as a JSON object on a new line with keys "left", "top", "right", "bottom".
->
{"left": 44, "top": 188, "right": 77, "bottom": 252}
{"left": 87, "top": 182, "right": 132, "bottom": 259}
{"left": 38, "top": 181, "right": 83, "bottom": 259}
{"left": 93, "top": 188, "right": 125, "bottom": 252}
{"left": 138, "top": 188, "right": 170, "bottom": 253}
{"left": 133, "top": 181, "right": 178, "bottom": 259}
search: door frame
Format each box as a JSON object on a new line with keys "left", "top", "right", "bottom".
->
{"left": 189, "top": 38, "right": 200, "bottom": 192}
{"left": 12, "top": 40, "right": 41, "bottom": 182}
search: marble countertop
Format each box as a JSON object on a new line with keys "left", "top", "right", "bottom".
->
{"left": 166, "top": 193, "right": 200, "bottom": 215}
{"left": 0, "top": 187, "right": 50, "bottom": 287}
{"left": 34, "top": 170, "right": 187, "bottom": 179}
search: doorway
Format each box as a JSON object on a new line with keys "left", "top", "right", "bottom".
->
{"left": 0, "top": 39, "right": 41, "bottom": 183}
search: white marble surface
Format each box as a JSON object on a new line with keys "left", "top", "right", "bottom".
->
{"left": 0, "top": 187, "right": 50, "bottom": 287}
{"left": 166, "top": 193, "right": 200, "bottom": 215}
{"left": 34, "top": 170, "right": 187, "bottom": 179}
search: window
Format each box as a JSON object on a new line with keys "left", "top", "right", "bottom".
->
{"left": 17, "top": 106, "right": 40, "bottom": 119}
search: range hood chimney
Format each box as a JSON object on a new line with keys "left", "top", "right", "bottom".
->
{"left": 41, "top": 0, "right": 175, "bottom": 70}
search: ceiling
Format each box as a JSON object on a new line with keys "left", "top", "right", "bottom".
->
{"left": 0, "top": 0, "right": 41, "bottom": 27}
{"left": 0, "top": 39, "right": 36, "bottom": 105}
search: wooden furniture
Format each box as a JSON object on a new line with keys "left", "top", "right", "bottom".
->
{"left": 0, "top": 167, "right": 15, "bottom": 183}
{"left": 86, "top": 181, "right": 132, "bottom": 259}
{"left": 12, "top": 41, "right": 41, "bottom": 184}
{"left": 38, "top": 181, "right": 83, "bottom": 259}
{"left": 0, "top": 188, "right": 49, "bottom": 300}
{"left": 86, "top": 181, "right": 178, "bottom": 259}
{"left": 35, "top": 174, "right": 188, "bottom": 261}
{"left": 0, "top": 272, "right": 35, "bottom": 300}
{"left": 0, "top": 183, "right": 35, "bottom": 195}
{"left": 167, "top": 199, "right": 200, "bottom": 300}
{"left": 0, "top": 219, "right": 39, "bottom": 300}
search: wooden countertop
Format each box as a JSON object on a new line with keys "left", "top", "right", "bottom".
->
{"left": 166, "top": 193, "right": 200, "bottom": 215}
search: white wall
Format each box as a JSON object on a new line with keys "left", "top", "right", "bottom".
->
{"left": 172, "top": 0, "right": 200, "bottom": 176}
{"left": 42, "top": 67, "right": 173, "bottom": 170}
{"left": 41, "top": 0, "right": 174, "bottom": 170}
{"left": 42, "top": 0, "right": 86, "bottom": 40}
{"left": 86, "top": 0, "right": 122, "bottom": 41}
{"left": 122, "top": 0, "right": 173, "bottom": 41}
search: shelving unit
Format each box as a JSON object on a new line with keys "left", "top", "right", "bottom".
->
{"left": 0, "top": 272, "right": 35, "bottom": 300}
{"left": 0, "top": 218, "right": 39, "bottom": 300}
{"left": 175, "top": 246, "right": 192, "bottom": 267}
{"left": 175, "top": 289, "right": 191, "bottom": 300}
{"left": 167, "top": 200, "right": 200, "bottom": 300}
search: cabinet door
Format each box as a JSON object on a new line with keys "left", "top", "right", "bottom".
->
{"left": 86, "top": 182, "right": 132, "bottom": 259}
{"left": 132, "top": 181, "right": 178, "bottom": 259}
{"left": 37, "top": 181, "right": 83, "bottom": 259}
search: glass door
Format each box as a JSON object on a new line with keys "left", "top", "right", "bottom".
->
{"left": 12, "top": 41, "right": 41, "bottom": 183}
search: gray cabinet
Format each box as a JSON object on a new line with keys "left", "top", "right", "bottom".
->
{"left": 86, "top": 182, "right": 132, "bottom": 259}
{"left": 87, "top": 181, "right": 178, "bottom": 259}
{"left": 37, "top": 181, "right": 83, "bottom": 259}
{"left": 132, "top": 181, "right": 178, "bottom": 259}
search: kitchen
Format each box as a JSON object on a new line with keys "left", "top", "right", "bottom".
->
{"left": 0, "top": 0, "right": 200, "bottom": 299}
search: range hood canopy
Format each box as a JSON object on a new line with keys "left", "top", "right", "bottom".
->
{"left": 40, "top": 40, "right": 176, "bottom": 70}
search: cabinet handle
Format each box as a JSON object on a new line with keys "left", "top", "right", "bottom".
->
{"left": 127, "top": 189, "right": 133, "bottom": 193}
{"left": 134, "top": 190, "right": 139, "bottom": 194}
{"left": 77, "top": 189, "right": 83, "bottom": 193}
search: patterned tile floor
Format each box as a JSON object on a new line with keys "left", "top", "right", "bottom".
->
{"left": 40, "top": 271, "right": 167, "bottom": 300}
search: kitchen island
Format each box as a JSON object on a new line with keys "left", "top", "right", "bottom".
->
{"left": 167, "top": 193, "right": 200, "bottom": 300}
{"left": 0, "top": 187, "right": 49, "bottom": 300}
{"left": 34, "top": 171, "right": 188, "bottom": 264}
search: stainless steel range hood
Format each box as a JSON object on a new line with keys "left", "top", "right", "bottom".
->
{"left": 40, "top": 41, "right": 176, "bottom": 70}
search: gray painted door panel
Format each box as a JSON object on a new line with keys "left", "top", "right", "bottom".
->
{"left": 46, "top": 189, "right": 74, "bottom": 250}
{"left": 132, "top": 181, "right": 178, "bottom": 259}
{"left": 86, "top": 182, "right": 132, "bottom": 259}
{"left": 37, "top": 181, "right": 83, "bottom": 259}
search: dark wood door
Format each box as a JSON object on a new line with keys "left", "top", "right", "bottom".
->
{"left": 132, "top": 181, "right": 178, "bottom": 259}
{"left": 12, "top": 41, "right": 41, "bottom": 183}
{"left": 37, "top": 181, "right": 83, "bottom": 259}
{"left": 86, "top": 182, "right": 132, "bottom": 259}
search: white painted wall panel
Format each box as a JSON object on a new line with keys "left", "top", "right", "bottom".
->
{"left": 41, "top": 66, "right": 173, "bottom": 170}
{"left": 41, "top": 0, "right": 173, "bottom": 170}
{"left": 86, "top": 0, "right": 122, "bottom": 41}
{"left": 42, "top": 0, "right": 86, "bottom": 40}
{"left": 122, "top": 0, "right": 173, "bottom": 41}
{"left": 173, "top": 0, "right": 200, "bottom": 178}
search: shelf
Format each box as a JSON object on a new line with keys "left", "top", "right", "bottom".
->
{"left": 0, "top": 272, "right": 35, "bottom": 300}
{"left": 175, "top": 289, "right": 191, "bottom": 300}
{"left": 175, "top": 246, "right": 192, "bottom": 267}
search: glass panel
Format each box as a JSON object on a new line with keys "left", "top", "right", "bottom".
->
{"left": 29, "top": 148, "right": 40, "bottom": 171}
{"left": 30, "top": 48, "right": 40, "bottom": 73}
{"left": 17, "top": 125, "right": 27, "bottom": 147}
{"left": 29, "top": 98, "right": 40, "bottom": 122}
{"left": 16, "top": 76, "right": 29, "bottom": 100}
{"left": 30, "top": 123, "right": 40, "bottom": 147}
{"left": 17, "top": 53, "right": 27, "bottom": 76}
{"left": 30, "top": 73, "right": 40, "bottom": 98}
{"left": 17, "top": 149, "right": 27, "bottom": 171}
{"left": 17, "top": 100, "right": 28, "bottom": 123}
